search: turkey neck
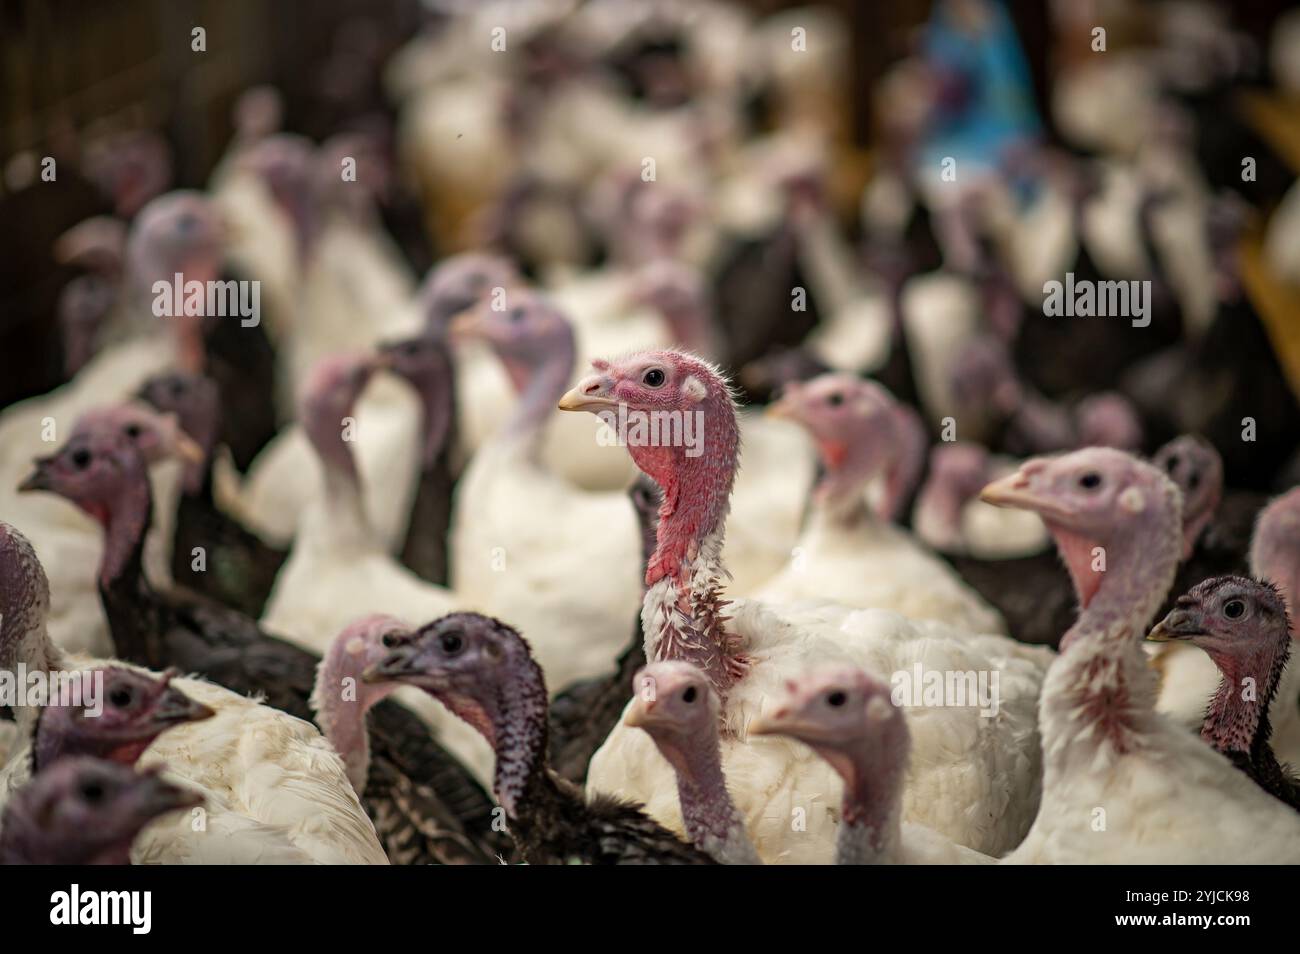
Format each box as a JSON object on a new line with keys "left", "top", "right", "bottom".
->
{"left": 411, "top": 349, "right": 457, "bottom": 472}
{"left": 1045, "top": 484, "right": 1181, "bottom": 767}
{"left": 95, "top": 471, "right": 154, "bottom": 594}
{"left": 312, "top": 649, "right": 396, "bottom": 793}
{"left": 653, "top": 728, "right": 758, "bottom": 864}
{"left": 456, "top": 655, "right": 555, "bottom": 832}
{"left": 834, "top": 752, "right": 905, "bottom": 866}
{"left": 304, "top": 402, "right": 372, "bottom": 547}
{"left": 1200, "top": 635, "right": 1289, "bottom": 769}
{"left": 500, "top": 331, "right": 575, "bottom": 453}
{"left": 636, "top": 388, "right": 743, "bottom": 697}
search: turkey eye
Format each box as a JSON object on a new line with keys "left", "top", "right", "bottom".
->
{"left": 381, "top": 632, "right": 399, "bottom": 649}
{"left": 510, "top": 307, "right": 525, "bottom": 322}
{"left": 169, "top": 380, "right": 185, "bottom": 397}
{"left": 1078, "top": 472, "right": 1102, "bottom": 490}
{"left": 827, "top": 691, "right": 847, "bottom": 707}
{"left": 643, "top": 368, "right": 665, "bottom": 387}
{"left": 1163, "top": 457, "right": 1178, "bottom": 474}
{"left": 827, "top": 393, "right": 844, "bottom": 406}
{"left": 1187, "top": 472, "right": 1200, "bottom": 492}
{"left": 109, "top": 686, "right": 133, "bottom": 708}
{"left": 71, "top": 448, "right": 92, "bottom": 470}
{"left": 124, "top": 424, "right": 142, "bottom": 440}
{"left": 80, "top": 781, "right": 105, "bottom": 803}
{"left": 681, "top": 686, "right": 697, "bottom": 703}
{"left": 1223, "top": 599, "right": 1246, "bottom": 620}
{"left": 439, "top": 632, "right": 464, "bottom": 655}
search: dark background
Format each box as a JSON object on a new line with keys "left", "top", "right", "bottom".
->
{"left": 1, "top": 0, "right": 1295, "bottom": 410}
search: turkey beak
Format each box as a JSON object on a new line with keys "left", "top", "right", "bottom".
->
{"left": 134, "top": 769, "right": 204, "bottom": 820}
{"left": 1147, "top": 606, "right": 1206, "bottom": 643}
{"left": 171, "top": 432, "right": 205, "bottom": 466}
{"left": 747, "top": 706, "right": 792, "bottom": 738}
{"left": 148, "top": 684, "right": 216, "bottom": 728}
{"left": 17, "top": 458, "right": 55, "bottom": 494}
{"left": 363, "top": 646, "right": 421, "bottom": 683}
{"left": 557, "top": 375, "right": 618, "bottom": 413}
{"left": 977, "top": 467, "right": 1072, "bottom": 521}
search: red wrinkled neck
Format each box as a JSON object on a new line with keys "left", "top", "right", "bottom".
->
{"left": 637, "top": 394, "right": 739, "bottom": 588}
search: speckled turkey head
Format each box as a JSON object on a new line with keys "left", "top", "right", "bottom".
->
{"left": 298, "top": 353, "right": 382, "bottom": 474}
{"left": 0, "top": 758, "right": 201, "bottom": 865}
{"left": 1249, "top": 488, "right": 1300, "bottom": 624}
{"left": 237, "top": 134, "right": 316, "bottom": 229}
{"left": 34, "top": 667, "right": 214, "bottom": 772}
{"left": 451, "top": 289, "right": 574, "bottom": 391}
{"left": 1152, "top": 435, "right": 1223, "bottom": 559}
{"left": 365, "top": 612, "right": 539, "bottom": 746}
{"left": 626, "top": 661, "right": 719, "bottom": 737}
{"left": 981, "top": 448, "right": 1182, "bottom": 610}
{"left": 770, "top": 373, "right": 897, "bottom": 478}
{"left": 0, "top": 522, "right": 52, "bottom": 673}
{"left": 420, "top": 253, "right": 520, "bottom": 334}
{"left": 749, "top": 666, "right": 909, "bottom": 786}
{"left": 1149, "top": 576, "right": 1291, "bottom": 666}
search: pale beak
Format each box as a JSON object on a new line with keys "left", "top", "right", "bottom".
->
{"left": 172, "top": 432, "right": 206, "bottom": 466}
{"left": 623, "top": 701, "right": 651, "bottom": 729}
{"left": 1146, "top": 607, "right": 1205, "bottom": 643}
{"left": 747, "top": 708, "right": 790, "bottom": 737}
{"left": 557, "top": 377, "right": 619, "bottom": 413}
{"left": 977, "top": 469, "right": 1037, "bottom": 508}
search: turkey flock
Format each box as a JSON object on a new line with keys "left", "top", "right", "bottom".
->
{"left": 3, "top": 0, "right": 1300, "bottom": 865}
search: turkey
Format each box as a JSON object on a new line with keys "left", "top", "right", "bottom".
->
{"left": 0, "top": 520, "right": 387, "bottom": 864}
{"left": 1148, "top": 576, "right": 1300, "bottom": 812}
{"left": 19, "top": 421, "right": 497, "bottom": 858}
{"left": 5, "top": 402, "right": 200, "bottom": 658}
{"left": 312, "top": 615, "right": 513, "bottom": 864}
{"left": 1150, "top": 435, "right": 1269, "bottom": 729}
{"left": 0, "top": 758, "right": 201, "bottom": 865}
{"left": 28, "top": 667, "right": 214, "bottom": 772}
{"left": 758, "top": 373, "right": 1006, "bottom": 634}
{"left": 222, "top": 253, "right": 509, "bottom": 552}
{"left": 749, "top": 667, "right": 994, "bottom": 864}
{"left": 559, "top": 348, "right": 1048, "bottom": 862}
{"left": 366, "top": 612, "right": 715, "bottom": 865}
{"left": 239, "top": 354, "right": 493, "bottom": 784}
{"left": 448, "top": 292, "right": 643, "bottom": 692}
{"left": 980, "top": 448, "right": 1300, "bottom": 862}
{"left": 623, "top": 661, "right": 761, "bottom": 865}
{"left": 136, "top": 370, "right": 287, "bottom": 617}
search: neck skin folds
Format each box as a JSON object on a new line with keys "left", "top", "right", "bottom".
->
{"left": 651, "top": 728, "right": 759, "bottom": 864}
{"left": 634, "top": 393, "right": 744, "bottom": 697}
{"left": 1200, "top": 637, "right": 1290, "bottom": 761}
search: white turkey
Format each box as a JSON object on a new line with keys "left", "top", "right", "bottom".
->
{"left": 559, "top": 348, "right": 1048, "bottom": 863}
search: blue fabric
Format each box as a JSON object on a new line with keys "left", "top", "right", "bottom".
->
{"left": 917, "top": 0, "right": 1041, "bottom": 177}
